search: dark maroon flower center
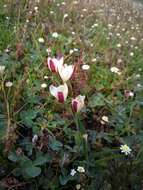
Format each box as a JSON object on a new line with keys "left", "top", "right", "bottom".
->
{"left": 57, "top": 92, "right": 64, "bottom": 103}
{"left": 72, "top": 101, "right": 78, "bottom": 112}
{"left": 49, "top": 60, "right": 56, "bottom": 72}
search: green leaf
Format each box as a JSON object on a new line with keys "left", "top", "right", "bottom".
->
{"left": 8, "top": 152, "right": 19, "bottom": 162}
{"left": 59, "top": 175, "right": 70, "bottom": 185}
{"left": 34, "top": 155, "right": 47, "bottom": 166}
{"left": 20, "top": 110, "right": 38, "bottom": 128}
{"left": 25, "top": 165, "right": 41, "bottom": 177}
{"left": 49, "top": 138, "right": 63, "bottom": 151}
{"left": 89, "top": 93, "right": 105, "bottom": 108}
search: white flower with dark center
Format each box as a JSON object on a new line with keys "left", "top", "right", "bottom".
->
{"left": 120, "top": 144, "right": 132, "bottom": 155}
{"left": 49, "top": 83, "right": 68, "bottom": 103}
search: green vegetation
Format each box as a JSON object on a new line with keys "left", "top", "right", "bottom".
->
{"left": 0, "top": 0, "right": 143, "bottom": 189}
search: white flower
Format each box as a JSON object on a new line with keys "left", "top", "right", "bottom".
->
{"left": 58, "top": 64, "right": 74, "bottom": 82}
{"left": 83, "top": 8, "right": 87, "bottom": 12}
{"left": 41, "top": 83, "right": 47, "bottom": 88}
{"left": 70, "top": 169, "right": 77, "bottom": 176}
{"left": 38, "top": 37, "right": 44, "bottom": 43}
{"left": 63, "top": 13, "right": 68, "bottom": 18}
{"left": 130, "top": 37, "right": 136, "bottom": 41}
{"left": 92, "top": 58, "right": 97, "bottom": 62}
{"left": 77, "top": 166, "right": 85, "bottom": 173}
{"left": 61, "top": 2, "right": 66, "bottom": 5}
{"left": 82, "top": 65, "right": 90, "bottom": 70}
{"left": 137, "top": 84, "right": 141, "bottom": 88}
{"left": 110, "top": 67, "right": 121, "bottom": 75}
{"left": 74, "top": 48, "right": 78, "bottom": 52}
{"left": 69, "top": 49, "right": 74, "bottom": 54}
{"left": 44, "top": 76, "right": 49, "bottom": 79}
{"left": 129, "top": 92, "right": 134, "bottom": 97}
{"left": 72, "top": 95, "right": 85, "bottom": 113}
{"left": 82, "top": 134, "right": 88, "bottom": 141}
{"left": 120, "top": 144, "right": 132, "bottom": 155}
{"left": 47, "top": 57, "right": 64, "bottom": 72}
{"left": 50, "top": 11, "right": 54, "bottom": 14}
{"left": 5, "top": 81, "right": 13, "bottom": 87}
{"left": 49, "top": 83, "right": 68, "bottom": 103}
{"left": 0, "top": 65, "right": 6, "bottom": 74}
{"left": 73, "top": 1, "right": 78, "bottom": 5}
{"left": 52, "top": 32, "right": 59, "bottom": 38}
{"left": 34, "top": 6, "right": 38, "bottom": 11}
{"left": 130, "top": 52, "right": 134, "bottom": 57}
{"left": 117, "top": 44, "right": 121, "bottom": 48}
{"left": 32, "top": 134, "right": 38, "bottom": 143}
{"left": 102, "top": 116, "right": 109, "bottom": 122}
{"left": 76, "top": 184, "right": 81, "bottom": 190}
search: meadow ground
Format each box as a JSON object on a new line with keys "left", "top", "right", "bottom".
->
{"left": 0, "top": 0, "right": 143, "bottom": 189}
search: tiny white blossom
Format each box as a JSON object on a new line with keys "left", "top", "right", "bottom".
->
{"left": 74, "top": 48, "right": 78, "bottom": 52}
{"left": 82, "top": 134, "right": 88, "bottom": 141}
{"left": 82, "top": 65, "right": 90, "bottom": 70}
{"left": 129, "top": 92, "right": 134, "bottom": 97}
{"left": 5, "top": 81, "right": 13, "bottom": 87}
{"left": 76, "top": 184, "right": 81, "bottom": 190}
{"left": 101, "top": 116, "right": 109, "bottom": 123}
{"left": 110, "top": 67, "right": 121, "bottom": 75}
{"left": 32, "top": 134, "right": 38, "bottom": 143}
{"left": 120, "top": 144, "right": 132, "bottom": 155}
{"left": 77, "top": 166, "right": 85, "bottom": 173}
{"left": 70, "top": 169, "right": 77, "bottom": 176}
{"left": 41, "top": 83, "right": 47, "bottom": 88}
{"left": 52, "top": 32, "right": 59, "bottom": 38}
{"left": 117, "top": 44, "right": 121, "bottom": 48}
{"left": 38, "top": 37, "right": 44, "bottom": 43}
{"left": 130, "top": 52, "right": 134, "bottom": 57}
{"left": 69, "top": 49, "right": 74, "bottom": 54}
{"left": 0, "top": 65, "right": 6, "bottom": 74}
{"left": 91, "top": 58, "right": 97, "bottom": 62}
{"left": 44, "top": 76, "right": 49, "bottom": 79}
{"left": 63, "top": 13, "right": 68, "bottom": 18}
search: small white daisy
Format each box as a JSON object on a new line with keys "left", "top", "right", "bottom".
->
{"left": 41, "top": 83, "right": 47, "bottom": 88}
{"left": 38, "top": 37, "right": 44, "bottom": 43}
{"left": 52, "top": 32, "right": 59, "bottom": 38}
{"left": 76, "top": 184, "right": 81, "bottom": 190}
{"left": 5, "top": 81, "right": 13, "bottom": 87}
{"left": 82, "top": 65, "right": 90, "bottom": 70}
{"left": 120, "top": 144, "right": 132, "bottom": 155}
{"left": 77, "top": 166, "right": 85, "bottom": 173}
